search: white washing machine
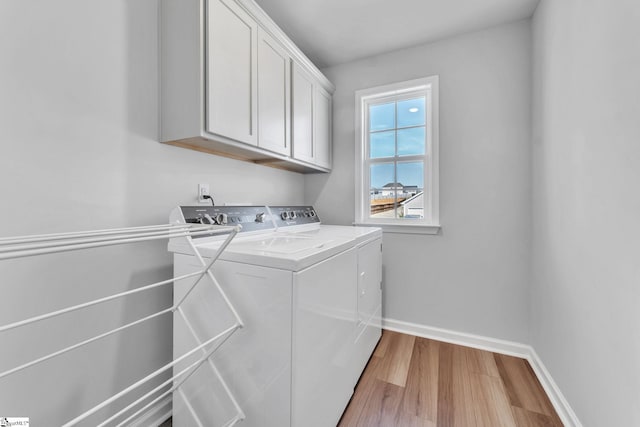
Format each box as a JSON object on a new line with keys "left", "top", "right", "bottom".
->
{"left": 168, "top": 206, "right": 382, "bottom": 427}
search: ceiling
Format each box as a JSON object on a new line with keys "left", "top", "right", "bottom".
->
{"left": 253, "top": 0, "right": 540, "bottom": 68}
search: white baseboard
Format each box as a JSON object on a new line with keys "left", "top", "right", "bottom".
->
{"left": 526, "top": 347, "right": 583, "bottom": 427}
{"left": 128, "top": 395, "right": 172, "bottom": 427}
{"left": 382, "top": 318, "right": 531, "bottom": 358}
{"left": 382, "top": 318, "right": 583, "bottom": 427}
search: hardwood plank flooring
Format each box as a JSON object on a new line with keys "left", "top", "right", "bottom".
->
{"left": 401, "top": 337, "right": 439, "bottom": 422}
{"left": 376, "top": 332, "right": 416, "bottom": 387}
{"left": 338, "top": 330, "right": 563, "bottom": 427}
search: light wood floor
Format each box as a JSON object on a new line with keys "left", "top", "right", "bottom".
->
{"left": 338, "top": 330, "right": 563, "bottom": 427}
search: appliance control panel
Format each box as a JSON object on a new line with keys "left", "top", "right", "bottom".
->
{"left": 179, "top": 206, "right": 274, "bottom": 234}
{"left": 269, "top": 206, "right": 320, "bottom": 228}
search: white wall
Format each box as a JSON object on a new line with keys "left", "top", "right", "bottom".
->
{"left": 306, "top": 21, "right": 533, "bottom": 342}
{"left": 532, "top": 0, "right": 640, "bottom": 425}
{"left": 0, "top": 1, "right": 303, "bottom": 424}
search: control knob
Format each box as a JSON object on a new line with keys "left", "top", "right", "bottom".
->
{"left": 255, "top": 212, "right": 266, "bottom": 223}
{"left": 216, "top": 213, "right": 228, "bottom": 225}
{"left": 281, "top": 212, "right": 289, "bottom": 220}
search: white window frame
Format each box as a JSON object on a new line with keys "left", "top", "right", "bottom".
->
{"left": 354, "top": 76, "right": 440, "bottom": 234}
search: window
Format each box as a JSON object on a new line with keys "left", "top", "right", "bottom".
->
{"left": 355, "top": 76, "right": 439, "bottom": 234}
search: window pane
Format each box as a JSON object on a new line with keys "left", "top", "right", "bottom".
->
{"left": 370, "top": 130, "right": 395, "bottom": 158}
{"left": 397, "top": 127, "right": 425, "bottom": 156}
{"left": 369, "top": 102, "right": 395, "bottom": 131}
{"left": 397, "top": 97, "right": 425, "bottom": 128}
{"left": 370, "top": 163, "right": 394, "bottom": 190}
{"left": 397, "top": 161, "right": 424, "bottom": 189}
{"left": 397, "top": 162, "right": 424, "bottom": 219}
{"left": 370, "top": 163, "right": 395, "bottom": 218}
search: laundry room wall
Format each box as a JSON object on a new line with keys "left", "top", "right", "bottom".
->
{"left": 531, "top": 0, "right": 640, "bottom": 425}
{"left": 306, "top": 20, "right": 533, "bottom": 343}
{"left": 0, "top": 0, "right": 303, "bottom": 425}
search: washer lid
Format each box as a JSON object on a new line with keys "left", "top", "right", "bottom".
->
{"left": 279, "top": 224, "right": 382, "bottom": 246}
{"left": 229, "top": 235, "right": 334, "bottom": 255}
{"left": 195, "top": 234, "right": 353, "bottom": 271}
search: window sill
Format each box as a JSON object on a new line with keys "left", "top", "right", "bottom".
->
{"left": 353, "top": 222, "right": 441, "bottom": 235}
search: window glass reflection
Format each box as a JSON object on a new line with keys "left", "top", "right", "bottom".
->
{"left": 369, "top": 102, "right": 395, "bottom": 131}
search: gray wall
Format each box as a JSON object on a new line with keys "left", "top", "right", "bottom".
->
{"left": 0, "top": 1, "right": 303, "bottom": 424}
{"left": 306, "top": 20, "right": 533, "bottom": 343}
{"left": 532, "top": 0, "right": 640, "bottom": 425}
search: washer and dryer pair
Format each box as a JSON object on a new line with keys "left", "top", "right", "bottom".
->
{"left": 168, "top": 205, "right": 382, "bottom": 427}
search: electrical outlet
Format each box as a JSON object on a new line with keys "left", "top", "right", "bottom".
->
{"left": 198, "top": 183, "right": 210, "bottom": 203}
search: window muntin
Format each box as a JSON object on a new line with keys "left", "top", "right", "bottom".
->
{"left": 355, "top": 76, "right": 439, "bottom": 229}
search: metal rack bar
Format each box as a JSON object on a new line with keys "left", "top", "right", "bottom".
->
{"left": 0, "top": 269, "right": 201, "bottom": 335}
{"left": 0, "top": 222, "right": 245, "bottom": 427}
{"left": 223, "top": 415, "right": 244, "bottom": 427}
{"left": 177, "top": 388, "right": 206, "bottom": 427}
{"left": 180, "top": 309, "right": 246, "bottom": 421}
{"left": 174, "top": 229, "right": 241, "bottom": 314}
{"left": 107, "top": 319, "right": 239, "bottom": 427}
{"left": 0, "top": 307, "right": 173, "bottom": 380}
{"left": 186, "top": 236, "right": 245, "bottom": 327}
{"left": 0, "top": 223, "right": 193, "bottom": 245}
{"left": 0, "top": 225, "right": 232, "bottom": 261}
{"left": 61, "top": 322, "right": 241, "bottom": 427}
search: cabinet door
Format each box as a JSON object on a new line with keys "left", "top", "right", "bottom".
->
{"left": 291, "top": 63, "right": 315, "bottom": 163}
{"left": 314, "top": 86, "right": 332, "bottom": 169}
{"left": 257, "top": 28, "right": 291, "bottom": 156}
{"left": 206, "top": 0, "right": 258, "bottom": 145}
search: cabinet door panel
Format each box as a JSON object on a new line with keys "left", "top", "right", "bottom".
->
{"left": 314, "top": 86, "right": 332, "bottom": 169}
{"left": 291, "top": 63, "right": 314, "bottom": 163}
{"left": 257, "top": 28, "right": 290, "bottom": 156}
{"left": 206, "top": 0, "right": 257, "bottom": 145}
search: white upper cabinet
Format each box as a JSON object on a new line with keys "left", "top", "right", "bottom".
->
{"left": 257, "top": 27, "right": 291, "bottom": 156}
{"left": 291, "top": 64, "right": 333, "bottom": 169}
{"left": 291, "top": 63, "right": 315, "bottom": 164}
{"left": 160, "top": 0, "right": 334, "bottom": 173}
{"left": 206, "top": 0, "right": 258, "bottom": 145}
{"left": 314, "top": 85, "right": 332, "bottom": 169}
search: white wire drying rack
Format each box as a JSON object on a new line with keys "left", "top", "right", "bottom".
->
{"left": 0, "top": 222, "right": 245, "bottom": 427}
